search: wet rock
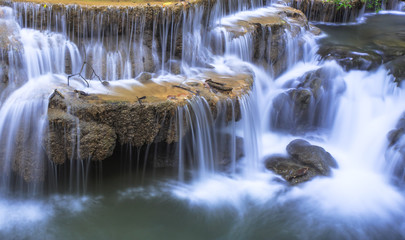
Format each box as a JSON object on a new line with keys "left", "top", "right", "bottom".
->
{"left": 265, "top": 139, "right": 338, "bottom": 185}
{"left": 384, "top": 56, "right": 405, "bottom": 85}
{"left": 220, "top": 5, "right": 310, "bottom": 77}
{"left": 0, "top": 7, "right": 26, "bottom": 97}
{"left": 271, "top": 66, "right": 346, "bottom": 133}
{"left": 167, "top": 60, "right": 182, "bottom": 75}
{"left": 217, "top": 134, "right": 244, "bottom": 168}
{"left": 44, "top": 70, "right": 252, "bottom": 166}
{"left": 286, "top": 139, "right": 338, "bottom": 174}
{"left": 317, "top": 45, "right": 382, "bottom": 71}
{"left": 136, "top": 72, "right": 153, "bottom": 83}
{"left": 386, "top": 113, "right": 405, "bottom": 184}
{"left": 291, "top": 0, "right": 364, "bottom": 22}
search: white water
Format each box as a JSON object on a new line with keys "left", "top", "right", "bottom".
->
{"left": 1, "top": 2, "right": 405, "bottom": 239}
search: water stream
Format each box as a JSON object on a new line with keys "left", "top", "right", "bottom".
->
{"left": 0, "top": 1, "right": 405, "bottom": 239}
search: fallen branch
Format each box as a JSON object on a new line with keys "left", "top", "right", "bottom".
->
{"left": 172, "top": 85, "right": 198, "bottom": 95}
{"left": 67, "top": 52, "right": 108, "bottom": 87}
{"left": 137, "top": 96, "right": 146, "bottom": 106}
{"left": 205, "top": 79, "right": 232, "bottom": 93}
{"left": 49, "top": 89, "right": 64, "bottom": 100}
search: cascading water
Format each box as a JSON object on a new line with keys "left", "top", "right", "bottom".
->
{"left": 1, "top": 0, "right": 405, "bottom": 239}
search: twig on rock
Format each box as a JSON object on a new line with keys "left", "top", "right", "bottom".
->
{"left": 172, "top": 85, "right": 198, "bottom": 95}
{"left": 137, "top": 96, "right": 146, "bottom": 106}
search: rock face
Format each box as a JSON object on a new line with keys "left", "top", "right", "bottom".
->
{"left": 265, "top": 139, "right": 338, "bottom": 185}
{"left": 0, "top": 7, "right": 26, "bottom": 99}
{"left": 219, "top": 5, "right": 315, "bottom": 77}
{"left": 291, "top": 0, "right": 364, "bottom": 22}
{"left": 271, "top": 66, "right": 346, "bottom": 134}
{"left": 45, "top": 72, "right": 253, "bottom": 166}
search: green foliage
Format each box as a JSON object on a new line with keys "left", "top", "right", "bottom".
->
{"left": 325, "top": 0, "right": 382, "bottom": 12}
{"left": 327, "top": 0, "right": 354, "bottom": 9}
{"left": 366, "top": 0, "right": 382, "bottom": 12}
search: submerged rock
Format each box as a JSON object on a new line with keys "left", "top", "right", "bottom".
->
{"left": 265, "top": 139, "right": 338, "bottom": 185}
{"left": 317, "top": 45, "right": 382, "bottom": 71}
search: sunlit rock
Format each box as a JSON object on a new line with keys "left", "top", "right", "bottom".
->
{"left": 45, "top": 72, "right": 252, "bottom": 165}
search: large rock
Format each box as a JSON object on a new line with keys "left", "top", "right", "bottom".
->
{"left": 271, "top": 66, "right": 346, "bottom": 133}
{"left": 45, "top": 71, "right": 253, "bottom": 166}
{"left": 218, "top": 5, "right": 314, "bottom": 77}
{"left": 265, "top": 139, "right": 338, "bottom": 185}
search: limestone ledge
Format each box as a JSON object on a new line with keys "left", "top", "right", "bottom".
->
{"left": 46, "top": 72, "right": 253, "bottom": 165}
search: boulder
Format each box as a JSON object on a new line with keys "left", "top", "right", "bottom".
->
{"left": 265, "top": 139, "right": 338, "bottom": 185}
{"left": 271, "top": 66, "right": 346, "bottom": 133}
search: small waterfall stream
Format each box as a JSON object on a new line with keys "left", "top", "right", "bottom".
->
{"left": 1, "top": 1, "right": 405, "bottom": 239}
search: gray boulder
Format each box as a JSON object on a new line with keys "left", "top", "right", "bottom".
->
{"left": 265, "top": 139, "right": 338, "bottom": 185}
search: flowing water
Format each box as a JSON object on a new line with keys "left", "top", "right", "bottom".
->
{"left": 1, "top": 1, "right": 405, "bottom": 239}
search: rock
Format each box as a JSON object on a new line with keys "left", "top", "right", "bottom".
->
{"left": 291, "top": 0, "right": 364, "bottom": 22}
{"left": 0, "top": 7, "right": 26, "bottom": 98}
{"left": 317, "top": 45, "right": 382, "bottom": 71}
{"left": 44, "top": 71, "right": 253, "bottom": 166}
{"left": 265, "top": 139, "right": 338, "bottom": 185}
{"left": 217, "top": 134, "right": 244, "bottom": 168}
{"left": 167, "top": 60, "right": 182, "bottom": 75}
{"left": 271, "top": 66, "right": 346, "bottom": 133}
{"left": 386, "top": 113, "right": 405, "bottom": 184}
{"left": 136, "top": 72, "right": 153, "bottom": 83}
{"left": 384, "top": 56, "right": 405, "bottom": 85}
{"left": 265, "top": 155, "right": 319, "bottom": 184}
{"left": 219, "top": 5, "right": 311, "bottom": 77}
{"left": 286, "top": 139, "right": 338, "bottom": 174}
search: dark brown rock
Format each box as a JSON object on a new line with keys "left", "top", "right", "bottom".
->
{"left": 265, "top": 139, "right": 338, "bottom": 185}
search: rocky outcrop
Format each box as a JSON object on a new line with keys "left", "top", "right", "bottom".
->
{"left": 265, "top": 139, "right": 338, "bottom": 185}
{"left": 290, "top": 0, "right": 364, "bottom": 22}
{"left": 0, "top": 7, "right": 26, "bottom": 98}
{"left": 220, "top": 5, "right": 316, "bottom": 77}
{"left": 271, "top": 66, "right": 346, "bottom": 133}
{"left": 45, "top": 72, "right": 253, "bottom": 166}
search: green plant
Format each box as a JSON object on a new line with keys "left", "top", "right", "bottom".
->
{"left": 325, "top": 0, "right": 383, "bottom": 12}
